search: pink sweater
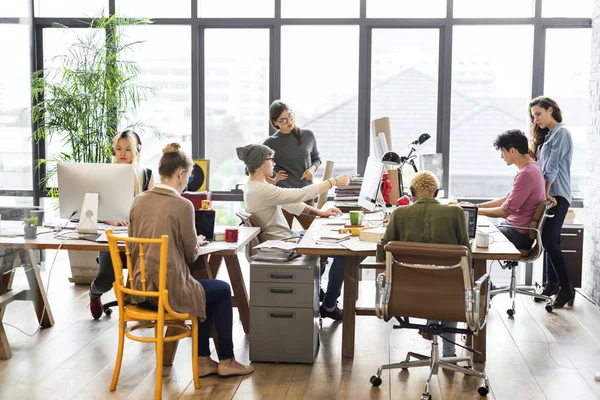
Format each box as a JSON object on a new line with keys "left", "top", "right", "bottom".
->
{"left": 501, "top": 161, "right": 546, "bottom": 234}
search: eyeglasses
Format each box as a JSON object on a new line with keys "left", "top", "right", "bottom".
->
{"left": 276, "top": 112, "right": 294, "bottom": 125}
{"left": 265, "top": 157, "right": 275, "bottom": 163}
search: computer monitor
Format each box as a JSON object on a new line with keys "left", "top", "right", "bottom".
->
{"left": 358, "top": 157, "right": 385, "bottom": 212}
{"left": 461, "top": 206, "right": 478, "bottom": 239}
{"left": 57, "top": 163, "right": 135, "bottom": 234}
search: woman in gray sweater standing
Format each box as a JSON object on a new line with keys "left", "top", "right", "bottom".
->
{"left": 264, "top": 100, "right": 322, "bottom": 230}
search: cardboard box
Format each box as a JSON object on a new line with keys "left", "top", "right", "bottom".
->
{"left": 359, "top": 227, "right": 387, "bottom": 242}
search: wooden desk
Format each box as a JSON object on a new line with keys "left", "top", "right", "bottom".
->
{"left": 0, "top": 226, "right": 260, "bottom": 360}
{"left": 296, "top": 216, "right": 520, "bottom": 362}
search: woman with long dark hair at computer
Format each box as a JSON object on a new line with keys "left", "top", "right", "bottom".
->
{"left": 128, "top": 142, "right": 253, "bottom": 377}
{"left": 237, "top": 143, "right": 352, "bottom": 320}
{"left": 89, "top": 130, "right": 154, "bottom": 319}
{"left": 529, "top": 96, "right": 575, "bottom": 308}
{"left": 264, "top": 100, "right": 323, "bottom": 230}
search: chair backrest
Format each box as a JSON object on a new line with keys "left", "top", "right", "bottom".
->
{"left": 382, "top": 241, "right": 489, "bottom": 332}
{"left": 106, "top": 230, "right": 187, "bottom": 318}
{"left": 235, "top": 209, "right": 268, "bottom": 256}
{"left": 522, "top": 200, "right": 553, "bottom": 260}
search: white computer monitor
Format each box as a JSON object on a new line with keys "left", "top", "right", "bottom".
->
{"left": 358, "top": 157, "right": 385, "bottom": 212}
{"left": 57, "top": 163, "right": 135, "bottom": 234}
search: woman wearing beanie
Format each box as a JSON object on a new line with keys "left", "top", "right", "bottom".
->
{"left": 237, "top": 143, "right": 352, "bottom": 320}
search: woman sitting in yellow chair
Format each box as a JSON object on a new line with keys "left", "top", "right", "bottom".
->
{"left": 128, "top": 143, "right": 253, "bottom": 378}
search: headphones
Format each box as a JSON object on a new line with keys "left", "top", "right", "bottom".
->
{"left": 111, "top": 130, "right": 142, "bottom": 156}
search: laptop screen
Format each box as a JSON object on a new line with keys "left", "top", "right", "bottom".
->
{"left": 461, "top": 206, "right": 478, "bottom": 239}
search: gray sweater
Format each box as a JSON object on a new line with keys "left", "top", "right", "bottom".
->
{"left": 263, "top": 129, "right": 322, "bottom": 188}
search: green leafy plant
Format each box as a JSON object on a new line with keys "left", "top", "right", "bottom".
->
{"left": 23, "top": 216, "right": 39, "bottom": 228}
{"left": 31, "top": 14, "right": 157, "bottom": 196}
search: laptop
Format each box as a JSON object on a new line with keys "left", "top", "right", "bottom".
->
{"left": 460, "top": 206, "right": 478, "bottom": 245}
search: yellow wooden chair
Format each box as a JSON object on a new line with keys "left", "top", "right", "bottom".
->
{"left": 106, "top": 230, "right": 200, "bottom": 400}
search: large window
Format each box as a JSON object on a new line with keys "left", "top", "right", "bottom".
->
{"left": 543, "top": 0, "right": 593, "bottom": 17}
{"left": 199, "top": 0, "right": 274, "bottom": 18}
{"left": 116, "top": 0, "right": 190, "bottom": 18}
{"left": 0, "top": 25, "right": 32, "bottom": 191}
{"left": 281, "top": 26, "right": 360, "bottom": 177}
{"left": 454, "top": 0, "right": 534, "bottom": 17}
{"left": 367, "top": 0, "right": 446, "bottom": 18}
{"left": 122, "top": 26, "right": 192, "bottom": 179}
{"left": 544, "top": 28, "right": 592, "bottom": 199}
{"left": 34, "top": 0, "right": 107, "bottom": 17}
{"left": 449, "top": 25, "right": 533, "bottom": 198}
{"left": 371, "top": 29, "right": 439, "bottom": 169}
{"left": 204, "top": 29, "right": 270, "bottom": 191}
{"left": 282, "top": 0, "right": 360, "bottom": 18}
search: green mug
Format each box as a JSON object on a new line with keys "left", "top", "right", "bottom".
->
{"left": 349, "top": 210, "right": 364, "bottom": 225}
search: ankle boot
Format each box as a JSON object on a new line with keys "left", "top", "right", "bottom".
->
{"left": 534, "top": 281, "right": 559, "bottom": 302}
{"left": 553, "top": 285, "right": 575, "bottom": 308}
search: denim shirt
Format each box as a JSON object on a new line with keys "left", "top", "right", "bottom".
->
{"left": 536, "top": 123, "right": 573, "bottom": 204}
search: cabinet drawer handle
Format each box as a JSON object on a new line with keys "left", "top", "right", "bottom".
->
{"left": 269, "top": 312, "right": 295, "bottom": 319}
{"left": 269, "top": 273, "right": 295, "bottom": 280}
{"left": 562, "top": 249, "right": 577, "bottom": 253}
{"left": 269, "top": 288, "right": 295, "bottom": 294}
{"left": 560, "top": 233, "right": 578, "bottom": 237}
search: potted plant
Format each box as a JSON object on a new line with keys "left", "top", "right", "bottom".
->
{"left": 23, "top": 217, "right": 39, "bottom": 239}
{"left": 30, "top": 14, "right": 157, "bottom": 283}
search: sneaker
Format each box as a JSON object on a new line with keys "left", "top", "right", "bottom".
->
{"left": 319, "top": 304, "right": 343, "bottom": 321}
{"left": 90, "top": 298, "right": 103, "bottom": 319}
{"left": 319, "top": 288, "right": 325, "bottom": 302}
{"left": 534, "top": 281, "right": 559, "bottom": 302}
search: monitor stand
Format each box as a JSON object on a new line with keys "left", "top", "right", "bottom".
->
{"left": 76, "top": 193, "right": 99, "bottom": 235}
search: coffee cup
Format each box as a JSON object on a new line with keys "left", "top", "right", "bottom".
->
{"left": 349, "top": 210, "right": 364, "bottom": 226}
{"left": 475, "top": 230, "right": 494, "bottom": 248}
{"left": 225, "top": 228, "right": 238, "bottom": 243}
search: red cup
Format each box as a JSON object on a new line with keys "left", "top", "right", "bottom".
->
{"left": 225, "top": 228, "right": 238, "bottom": 243}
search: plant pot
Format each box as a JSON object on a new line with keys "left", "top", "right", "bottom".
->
{"left": 24, "top": 226, "right": 37, "bottom": 239}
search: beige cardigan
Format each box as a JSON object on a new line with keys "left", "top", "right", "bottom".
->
{"left": 128, "top": 186, "right": 206, "bottom": 321}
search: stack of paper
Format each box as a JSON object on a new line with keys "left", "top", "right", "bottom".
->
{"left": 251, "top": 240, "right": 301, "bottom": 262}
{"left": 314, "top": 229, "right": 351, "bottom": 245}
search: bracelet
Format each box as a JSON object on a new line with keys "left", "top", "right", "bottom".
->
{"left": 327, "top": 179, "right": 333, "bottom": 189}
{"left": 334, "top": 177, "right": 339, "bottom": 186}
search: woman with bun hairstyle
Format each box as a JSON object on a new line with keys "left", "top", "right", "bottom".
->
{"left": 89, "top": 130, "right": 154, "bottom": 319}
{"left": 529, "top": 96, "right": 575, "bottom": 308}
{"left": 237, "top": 143, "right": 352, "bottom": 320}
{"left": 264, "top": 100, "right": 322, "bottom": 230}
{"left": 128, "top": 143, "right": 254, "bottom": 377}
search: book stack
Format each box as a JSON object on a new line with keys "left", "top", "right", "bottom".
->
{"left": 334, "top": 176, "right": 363, "bottom": 211}
{"left": 251, "top": 240, "right": 301, "bottom": 262}
{"left": 314, "top": 229, "right": 351, "bottom": 245}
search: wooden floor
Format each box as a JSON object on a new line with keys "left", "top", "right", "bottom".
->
{"left": 1, "top": 251, "right": 600, "bottom": 400}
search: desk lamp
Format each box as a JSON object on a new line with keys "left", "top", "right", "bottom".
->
{"left": 381, "top": 133, "right": 431, "bottom": 196}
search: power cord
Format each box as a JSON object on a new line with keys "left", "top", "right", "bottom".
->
{"left": 1, "top": 213, "right": 76, "bottom": 337}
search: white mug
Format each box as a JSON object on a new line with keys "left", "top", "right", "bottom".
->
{"left": 475, "top": 230, "right": 495, "bottom": 248}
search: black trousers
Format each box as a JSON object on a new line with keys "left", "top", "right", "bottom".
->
{"left": 90, "top": 251, "right": 126, "bottom": 299}
{"left": 542, "top": 196, "right": 571, "bottom": 288}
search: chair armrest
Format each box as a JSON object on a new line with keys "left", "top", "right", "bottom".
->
{"left": 466, "top": 272, "right": 490, "bottom": 332}
{"left": 375, "top": 271, "right": 389, "bottom": 319}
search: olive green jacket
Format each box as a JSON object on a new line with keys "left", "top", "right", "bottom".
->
{"left": 376, "top": 198, "right": 471, "bottom": 262}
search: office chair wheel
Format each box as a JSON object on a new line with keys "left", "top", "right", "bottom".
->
{"left": 478, "top": 384, "right": 489, "bottom": 396}
{"left": 370, "top": 375, "right": 382, "bottom": 387}
{"left": 421, "top": 393, "right": 432, "bottom": 400}
{"left": 104, "top": 307, "right": 113, "bottom": 316}
{"left": 545, "top": 303, "right": 554, "bottom": 312}
{"left": 506, "top": 308, "right": 515, "bottom": 317}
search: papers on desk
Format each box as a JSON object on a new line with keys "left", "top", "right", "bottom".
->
{"left": 313, "top": 228, "right": 351, "bottom": 245}
{"left": 251, "top": 240, "right": 301, "bottom": 262}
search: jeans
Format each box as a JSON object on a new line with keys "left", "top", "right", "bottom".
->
{"left": 426, "top": 320, "right": 457, "bottom": 357}
{"left": 542, "top": 196, "right": 571, "bottom": 287}
{"left": 322, "top": 256, "right": 345, "bottom": 309}
{"left": 497, "top": 224, "right": 534, "bottom": 250}
{"left": 197, "top": 279, "right": 234, "bottom": 360}
{"left": 90, "top": 251, "right": 125, "bottom": 299}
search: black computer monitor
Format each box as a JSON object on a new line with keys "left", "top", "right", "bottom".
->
{"left": 461, "top": 206, "right": 478, "bottom": 239}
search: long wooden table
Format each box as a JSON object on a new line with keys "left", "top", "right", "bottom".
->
{"left": 296, "top": 215, "right": 520, "bottom": 362}
{"left": 0, "top": 225, "right": 260, "bottom": 360}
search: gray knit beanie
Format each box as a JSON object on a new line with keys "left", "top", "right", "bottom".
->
{"left": 236, "top": 144, "right": 272, "bottom": 175}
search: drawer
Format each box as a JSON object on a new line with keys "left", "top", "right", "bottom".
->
{"left": 560, "top": 228, "right": 583, "bottom": 250}
{"left": 564, "top": 252, "right": 582, "bottom": 287}
{"left": 250, "top": 306, "right": 319, "bottom": 363}
{"left": 251, "top": 265, "right": 319, "bottom": 284}
{"left": 250, "top": 281, "right": 317, "bottom": 308}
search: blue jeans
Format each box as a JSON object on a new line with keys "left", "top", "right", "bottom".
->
{"left": 497, "top": 224, "right": 533, "bottom": 250}
{"left": 322, "top": 256, "right": 345, "bottom": 309}
{"left": 197, "top": 279, "right": 234, "bottom": 360}
{"left": 542, "top": 196, "right": 571, "bottom": 287}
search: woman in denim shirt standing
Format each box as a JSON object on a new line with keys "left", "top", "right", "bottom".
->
{"left": 529, "top": 96, "right": 575, "bottom": 308}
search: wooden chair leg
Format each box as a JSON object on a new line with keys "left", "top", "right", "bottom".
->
{"left": 192, "top": 319, "right": 200, "bottom": 389}
{"left": 110, "top": 318, "right": 126, "bottom": 391}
